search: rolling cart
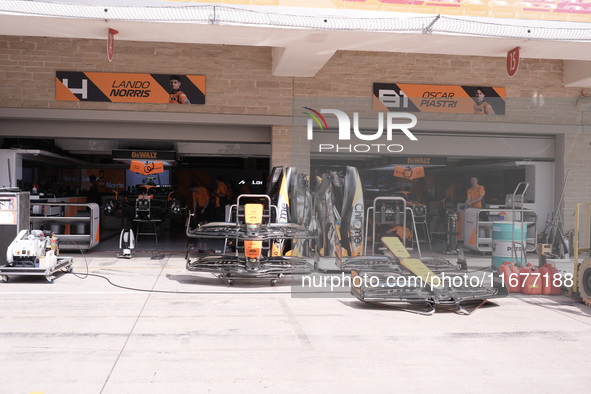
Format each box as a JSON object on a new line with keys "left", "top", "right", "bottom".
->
{"left": 0, "top": 229, "right": 74, "bottom": 283}
{"left": 0, "top": 257, "right": 73, "bottom": 283}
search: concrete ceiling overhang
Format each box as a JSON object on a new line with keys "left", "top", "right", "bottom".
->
{"left": 2, "top": 1, "right": 591, "bottom": 84}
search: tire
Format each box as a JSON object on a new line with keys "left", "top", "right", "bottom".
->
{"left": 579, "top": 257, "right": 591, "bottom": 307}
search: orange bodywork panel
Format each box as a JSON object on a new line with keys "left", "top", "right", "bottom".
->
{"left": 245, "top": 204, "right": 263, "bottom": 225}
{"left": 245, "top": 240, "right": 263, "bottom": 259}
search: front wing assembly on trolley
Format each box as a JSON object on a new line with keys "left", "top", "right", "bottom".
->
{"left": 346, "top": 237, "right": 508, "bottom": 314}
{"left": 185, "top": 199, "right": 317, "bottom": 284}
{"left": 186, "top": 254, "right": 314, "bottom": 283}
{"left": 350, "top": 268, "right": 508, "bottom": 315}
{"left": 186, "top": 222, "right": 316, "bottom": 241}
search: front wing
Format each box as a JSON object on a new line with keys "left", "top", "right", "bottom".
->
{"left": 350, "top": 269, "right": 508, "bottom": 314}
{"left": 186, "top": 222, "right": 316, "bottom": 241}
{"left": 339, "top": 255, "right": 464, "bottom": 274}
{"left": 186, "top": 254, "right": 314, "bottom": 278}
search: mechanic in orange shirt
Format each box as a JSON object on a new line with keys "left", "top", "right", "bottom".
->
{"left": 212, "top": 175, "right": 229, "bottom": 221}
{"left": 169, "top": 75, "right": 190, "bottom": 104}
{"left": 465, "top": 176, "right": 485, "bottom": 209}
{"left": 443, "top": 181, "right": 463, "bottom": 206}
{"left": 190, "top": 182, "right": 210, "bottom": 225}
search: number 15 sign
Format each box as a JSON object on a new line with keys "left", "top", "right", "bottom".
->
{"left": 507, "top": 47, "right": 520, "bottom": 77}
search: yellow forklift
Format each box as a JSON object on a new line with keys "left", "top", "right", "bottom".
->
{"left": 573, "top": 203, "right": 591, "bottom": 306}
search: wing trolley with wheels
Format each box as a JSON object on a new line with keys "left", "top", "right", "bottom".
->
{"left": 186, "top": 193, "right": 316, "bottom": 286}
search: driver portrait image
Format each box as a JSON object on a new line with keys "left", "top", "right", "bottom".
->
{"left": 169, "top": 75, "right": 190, "bottom": 104}
{"left": 473, "top": 87, "right": 495, "bottom": 114}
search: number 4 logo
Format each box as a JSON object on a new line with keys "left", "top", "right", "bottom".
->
{"left": 507, "top": 47, "right": 520, "bottom": 78}
{"left": 62, "top": 78, "right": 88, "bottom": 99}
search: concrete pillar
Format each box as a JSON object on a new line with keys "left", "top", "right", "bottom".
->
{"left": 271, "top": 125, "right": 310, "bottom": 175}
{"left": 562, "top": 128, "right": 591, "bottom": 233}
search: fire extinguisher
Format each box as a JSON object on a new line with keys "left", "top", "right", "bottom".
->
{"left": 51, "top": 233, "right": 59, "bottom": 256}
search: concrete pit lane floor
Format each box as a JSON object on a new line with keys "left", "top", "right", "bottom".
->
{"left": 0, "top": 249, "right": 589, "bottom": 393}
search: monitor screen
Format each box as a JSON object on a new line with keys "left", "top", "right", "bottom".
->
{"left": 126, "top": 169, "right": 170, "bottom": 189}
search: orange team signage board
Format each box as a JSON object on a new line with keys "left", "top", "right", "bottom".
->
{"left": 373, "top": 83, "right": 505, "bottom": 114}
{"left": 56, "top": 72, "right": 205, "bottom": 104}
{"left": 130, "top": 161, "right": 164, "bottom": 175}
{"left": 393, "top": 166, "right": 424, "bottom": 180}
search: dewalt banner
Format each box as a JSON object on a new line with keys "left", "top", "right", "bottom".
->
{"left": 56, "top": 71, "right": 205, "bottom": 104}
{"left": 373, "top": 83, "right": 505, "bottom": 115}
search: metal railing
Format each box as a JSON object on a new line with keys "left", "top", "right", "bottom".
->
{"left": 366, "top": 196, "right": 407, "bottom": 255}
{"left": 30, "top": 202, "right": 99, "bottom": 251}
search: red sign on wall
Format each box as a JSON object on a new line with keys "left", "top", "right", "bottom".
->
{"left": 107, "top": 28, "right": 118, "bottom": 62}
{"left": 507, "top": 47, "right": 520, "bottom": 77}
